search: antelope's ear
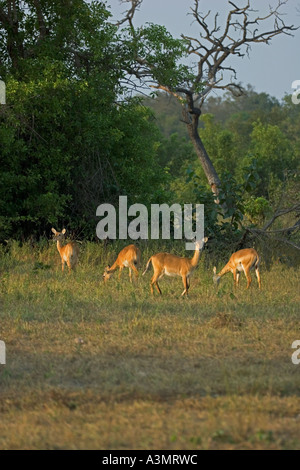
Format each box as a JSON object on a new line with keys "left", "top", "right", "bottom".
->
{"left": 203, "top": 237, "right": 208, "bottom": 243}
{"left": 51, "top": 228, "right": 57, "bottom": 234}
{"left": 62, "top": 228, "right": 66, "bottom": 234}
{"left": 213, "top": 266, "right": 217, "bottom": 275}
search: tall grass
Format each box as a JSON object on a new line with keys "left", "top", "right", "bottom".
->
{"left": 0, "top": 240, "right": 299, "bottom": 449}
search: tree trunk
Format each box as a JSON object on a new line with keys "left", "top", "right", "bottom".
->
{"left": 185, "top": 112, "right": 221, "bottom": 199}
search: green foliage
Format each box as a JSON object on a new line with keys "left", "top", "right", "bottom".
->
{"left": 109, "top": 102, "right": 167, "bottom": 205}
{"left": 0, "top": 1, "right": 167, "bottom": 240}
{"left": 146, "top": 91, "right": 299, "bottom": 233}
{"left": 121, "top": 23, "right": 192, "bottom": 91}
{"left": 248, "top": 120, "right": 295, "bottom": 197}
{"left": 0, "top": 2, "right": 299, "bottom": 245}
{"left": 244, "top": 197, "right": 271, "bottom": 224}
{"left": 199, "top": 114, "right": 237, "bottom": 176}
{"left": 143, "top": 93, "right": 186, "bottom": 138}
{"left": 157, "top": 133, "right": 197, "bottom": 178}
{"left": 186, "top": 161, "right": 262, "bottom": 244}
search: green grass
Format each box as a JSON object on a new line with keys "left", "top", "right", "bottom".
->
{"left": 0, "top": 240, "right": 299, "bottom": 449}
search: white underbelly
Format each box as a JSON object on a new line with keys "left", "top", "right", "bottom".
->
{"left": 164, "top": 269, "right": 180, "bottom": 277}
{"left": 123, "top": 260, "right": 130, "bottom": 267}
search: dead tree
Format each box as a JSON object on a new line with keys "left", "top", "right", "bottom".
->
{"left": 118, "top": 0, "right": 297, "bottom": 198}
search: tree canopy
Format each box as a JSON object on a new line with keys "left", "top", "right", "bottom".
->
{"left": 0, "top": 0, "right": 166, "bottom": 240}
{"left": 0, "top": 0, "right": 299, "bottom": 258}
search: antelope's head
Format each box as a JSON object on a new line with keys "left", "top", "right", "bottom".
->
{"left": 194, "top": 236, "right": 209, "bottom": 251}
{"left": 102, "top": 265, "right": 112, "bottom": 282}
{"left": 51, "top": 228, "right": 66, "bottom": 242}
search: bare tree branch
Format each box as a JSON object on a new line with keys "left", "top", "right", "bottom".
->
{"left": 116, "top": 0, "right": 142, "bottom": 30}
{"left": 242, "top": 205, "right": 300, "bottom": 252}
{"left": 262, "top": 204, "right": 300, "bottom": 231}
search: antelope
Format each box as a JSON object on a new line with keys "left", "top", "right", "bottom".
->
{"left": 142, "top": 237, "right": 208, "bottom": 296}
{"left": 213, "top": 248, "right": 261, "bottom": 289}
{"left": 51, "top": 228, "right": 79, "bottom": 273}
{"left": 103, "top": 244, "right": 141, "bottom": 283}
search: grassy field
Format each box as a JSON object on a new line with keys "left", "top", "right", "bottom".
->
{"left": 0, "top": 240, "right": 299, "bottom": 450}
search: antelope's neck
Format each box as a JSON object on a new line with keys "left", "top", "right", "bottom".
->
{"left": 56, "top": 240, "right": 63, "bottom": 254}
{"left": 219, "top": 263, "right": 231, "bottom": 277}
{"left": 108, "top": 261, "right": 119, "bottom": 273}
{"left": 191, "top": 247, "right": 200, "bottom": 267}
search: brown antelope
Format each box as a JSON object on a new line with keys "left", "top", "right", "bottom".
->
{"left": 51, "top": 228, "right": 79, "bottom": 273}
{"left": 103, "top": 244, "right": 141, "bottom": 283}
{"left": 142, "top": 238, "right": 208, "bottom": 296}
{"left": 213, "top": 248, "right": 261, "bottom": 289}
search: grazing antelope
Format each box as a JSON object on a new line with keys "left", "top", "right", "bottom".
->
{"left": 103, "top": 244, "right": 141, "bottom": 283}
{"left": 51, "top": 228, "right": 79, "bottom": 273}
{"left": 143, "top": 238, "right": 208, "bottom": 296}
{"left": 213, "top": 248, "right": 261, "bottom": 289}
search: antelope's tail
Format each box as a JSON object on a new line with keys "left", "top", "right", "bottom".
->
{"left": 255, "top": 253, "right": 260, "bottom": 269}
{"left": 142, "top": 257, "right": 152, "bottom": 276}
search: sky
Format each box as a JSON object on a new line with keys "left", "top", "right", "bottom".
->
{"left": 106, "top": 0, "right": 300, "bottom": 100}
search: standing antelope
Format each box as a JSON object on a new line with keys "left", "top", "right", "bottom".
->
{"left": 102, "top": 244, "right": 141, "bottom": 283}
{"left": 213, "top": 248, "right": 261, "bottom": 289}
{"left": 51, "top": 228, "right": 79, "bottom": 273}
{"left": 142, "top": 238, "right": 208, "bottom": 296}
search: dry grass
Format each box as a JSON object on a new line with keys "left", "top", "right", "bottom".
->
{"left": 0, "top": 241, "right": 299, "bottom": 449}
